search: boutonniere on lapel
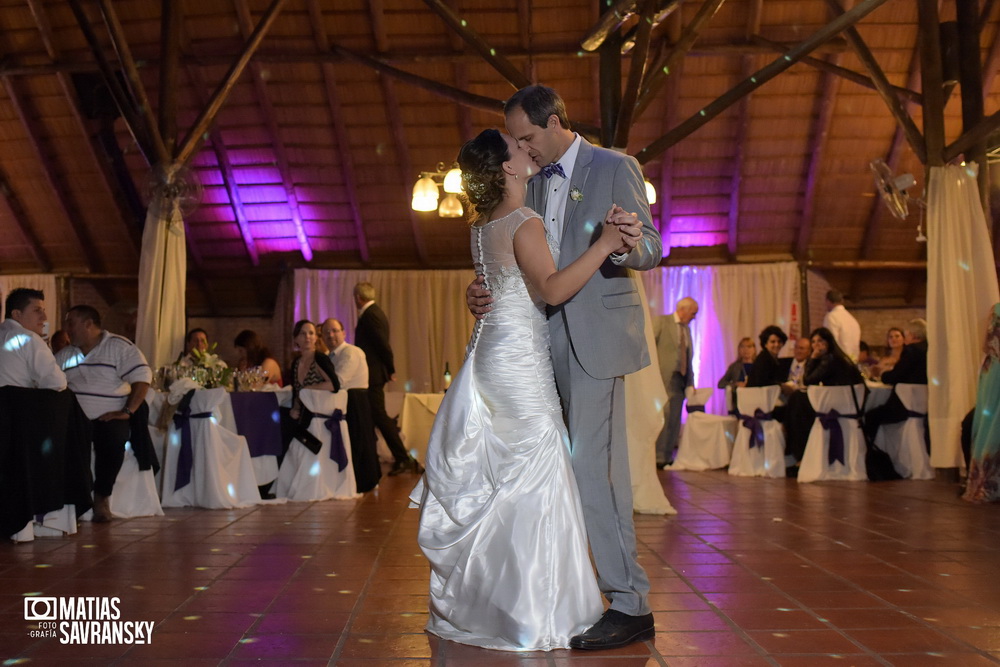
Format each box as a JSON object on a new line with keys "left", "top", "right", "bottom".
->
{"left": 569, "top": 186, "right": 583, "bottom": 202}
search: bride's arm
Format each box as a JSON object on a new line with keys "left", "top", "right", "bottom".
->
{"left": 513, "top": 214, "right": 622, "bottom": 306}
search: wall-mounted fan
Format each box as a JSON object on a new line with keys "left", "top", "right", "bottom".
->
{"left": 143, "top": 163, "right": 203, "bottom": 217}
{"left": 869, "top": 158, "right": 926, "bottom": 242}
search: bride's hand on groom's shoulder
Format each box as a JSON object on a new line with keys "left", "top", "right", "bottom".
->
{"left": 466, "top": 275, "right": 493, "bottom": 319}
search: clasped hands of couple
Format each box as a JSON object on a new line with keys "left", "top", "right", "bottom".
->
{"left": 467, "top": 204, "right": 643, "bottom": 315}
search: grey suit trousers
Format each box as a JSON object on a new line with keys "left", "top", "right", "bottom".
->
{"left": 657, "top": 372, "right": 688, "bottom": 464}
{"left": 549, "top": 310, "right": 651, "bottom": 616}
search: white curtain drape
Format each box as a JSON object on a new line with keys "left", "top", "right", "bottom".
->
{"left": 292, "top": 269, "right": 477, "bottom": 393}
{"left": 641, "top": 262, "right": 801, "bottom": 414}
{"left": 0, "top": 274, "right": 58, "bottom": 326}
{"left": 926, "top": 163, "right": 1000, "bottom": 468}
{"left": 136, "top": 196, "right": 187, "bottom": 371}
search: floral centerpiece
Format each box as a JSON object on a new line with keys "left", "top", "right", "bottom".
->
{"left": 187, "top": 343, "right": 234, "bottom": 389}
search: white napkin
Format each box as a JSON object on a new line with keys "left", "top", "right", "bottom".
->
{"left": 167, "top": 378, "right": 202, "bottom": 405}
{"left": 684, "top": 386, "right": 713, "bottom": 406}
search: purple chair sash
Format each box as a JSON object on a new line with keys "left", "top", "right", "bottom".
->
{"left": 816, "top": 409, "right": 858, "bottom": 466}
{"left": 171, "top": 408, "right": 213, "bottom": 491}
{"left": 312, "top": 409, "right": 348, "bottom": 472}
{"left": 738, "top": 408, "right": 773, "bottom": 449}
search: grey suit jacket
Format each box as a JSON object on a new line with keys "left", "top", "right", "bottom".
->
{"left": 527, "top": 138, "right": 662, "bottom": 379}
{"left": 652, "top": 315, "right": 694, "bottom": 390}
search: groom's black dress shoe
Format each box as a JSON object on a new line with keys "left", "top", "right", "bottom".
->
{"left": 570, "top": 609, "right": 655, "bottom": 650}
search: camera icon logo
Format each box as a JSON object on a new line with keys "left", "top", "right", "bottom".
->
{"left": 24, "top": 597, "right": 57, "bottom": 621}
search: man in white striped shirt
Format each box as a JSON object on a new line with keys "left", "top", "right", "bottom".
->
{"left": 56, "top": 305, "right": 151, "bottom": 522}
{"left": 0, "top": 288, "right": 66, "bottom": 391}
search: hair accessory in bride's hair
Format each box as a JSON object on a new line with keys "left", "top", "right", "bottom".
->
{"left": 463, "top": 174, "right": 488, "bottom": 200}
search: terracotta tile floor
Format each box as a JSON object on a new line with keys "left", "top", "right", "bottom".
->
{"left": 3, "top": 468, "right": 1000, "bottom": 665}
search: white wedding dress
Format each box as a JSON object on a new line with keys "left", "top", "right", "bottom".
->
{"left": 410, "top": 207, "right": 602, "bottom": 651}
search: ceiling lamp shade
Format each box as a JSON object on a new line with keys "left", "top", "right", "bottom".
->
{"left": 443, "top": 168, "right": 463, "bottom": 194}
{"left": 644, "top": 179, "right": 657, "bottom": 205}
{"left": 411, "top": 176, "right": 439, "bottom": 212}
{"left": 438, "top": 193, "right": 464, "bottom": 218}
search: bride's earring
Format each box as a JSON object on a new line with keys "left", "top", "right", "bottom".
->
{"left": 514, "top": 173, "right": 519, "bottom": 180}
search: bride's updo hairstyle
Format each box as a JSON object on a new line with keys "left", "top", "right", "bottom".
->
{"left": 458, "top": 128, "right": 509, "bottom": 223}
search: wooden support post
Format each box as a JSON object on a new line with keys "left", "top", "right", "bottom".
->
{"left": 159, "top": 0, "right": 181, "bottom": 156}
{"left": 175, "top": 0, "right": 289, "bottom": 166}
{"left": 636, "top": 0, "right": 893, "bottom": 164}
{"left": 917, "top": 0, "right": 946, "bottom": 166}
{"left": 956, "top": 0, "right": 989, "bottom": 216}
{"left": 421, "top": 0, "right": 530, "bottom": 89}
{"left": 728, "top": 0, "right": 762, "bottom": 258}
{"left": 599, "top": 25, "right": 622, "bottom": 148}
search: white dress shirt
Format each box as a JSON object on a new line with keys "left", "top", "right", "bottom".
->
{"left": 329, "top": 341, "right": 369, "bottom": 390}
{"left": 823, "top": 304, "right": 861, "bottom": 360}
{"left": 787, "top": 358, "right": 807, "bottom": 388}
{"left": 0, "top": 318, "right": 67, "bottom": 390}
{"left": 56, "top": 330, "right": 152, "bottom": 420}
{"left": 541, "top": 134, "right": 583, "bottom": 246}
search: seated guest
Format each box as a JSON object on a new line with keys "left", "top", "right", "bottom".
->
{"left": 864, "top": 319, "right": 928, "bottom": 442}
{"left": 804, "top": 327, "right": 864, "bottom": 386}
{"left": 49, "top": 329, "right": 71, "bottom": 355}
{"left": 783, "top": 336, "right": 811, "bottom": 393}
{"left": 718, "top": 337, "right": 756, "bottom": 388}
{"left": 176, "top": 327, "right": 210, "bottom": 365}
{"left": 747, "top": 325, "right": 791, "bottom": 387}
{"left": 288, "top": 320, "right": 340, "bottom": 421}
{"left": 56, "top": 305, "right": 152, "bottom": 523}
{"left": 321, "top": 318, "right": 381, "bottom": 493}
{"left": 0, "top": 288, "right": 66, "bottom": 390}
{"left": 233, "top": 329, "right": 283, "bottom": 386}
{"left": 783, "top": 328, "right": 862, "bottom": 467}
{"left": 872, "top": 327, "right": 905, "bottom": 379}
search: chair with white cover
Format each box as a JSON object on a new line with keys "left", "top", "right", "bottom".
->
{"left": 875, "top": 383, "right": 932, "bottom": 480}
{"left": 274, "top": 389, "right": 360, "bottom": 501}
{"left": 79, "top": 440, "right": 164, "bottom": 521}
{"left": 729, "top": 386, "right": 786, "bottom": 478}
{"left": 798, "top": 384, "right": 867, "bottom": 483}
{"left": 160, "top": 388, "right": 262, "bottom": 509}
{"left": 672, "top": 388, "right": 738, "bottom": 471}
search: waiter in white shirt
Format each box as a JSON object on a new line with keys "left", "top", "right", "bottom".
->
{"left": 822, "top": 289, "right": 861, "bottom": 360}
{"left": 0, "top": 288, "right": 66, "bottom": 390}
{"left": 321, "top": 318, "right": 381, "bottom": 493}
{"left": 57, "top": 305, "right": 151, "bottom": 522}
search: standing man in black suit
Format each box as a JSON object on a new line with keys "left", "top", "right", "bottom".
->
{"left": 353, "top": 282, "right": 422, "bottom": 476}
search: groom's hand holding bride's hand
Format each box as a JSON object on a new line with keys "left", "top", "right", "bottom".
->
{"left": 467, "top": 275, "right": 493, "bottom": 320}
{"left": 604, "top": 204, "right": 642, "bottom": 255}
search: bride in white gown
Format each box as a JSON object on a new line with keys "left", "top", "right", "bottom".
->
{"left": 409, "top": 129, "right": 629, "bottom": 651}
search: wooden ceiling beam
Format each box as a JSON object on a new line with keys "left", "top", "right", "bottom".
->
{"left": 330, "top": 44, "right": 505, "bottom": 115}
{"left": 657, "top": 11, "right": 683, "bottom": 249}
{"left": 66, "top": 0, "right": 156, "bottom": 165}
{"left": 421, "top": 0, "right": 530, "bottom": 89}
{"left": 3, "top": 78, "right": 101, "bottom": 273}
{"left": 635, "top": 0, "right": 894, "bottom": 165}
{"left": 613, "top": 0, "right": 657, "bottom": 149}
{"left": 305, "top": 0, "right": 370, "bottom": 265}
{"left": 187, "top": 65, "right": 260, "bottom": 267}
{"left": 944, "top": 109, "right": 1000, "bottom": 161}
{"left": 0, "top": 39, "right": 857, "bottom": 79}
{"left": 581, "top": 0, "right": 638, "bottom": 52}
{"left": 752, "top": 35, "right": 922, "bottom": 104}
{"left": 175, "top": 0, "right": 289, "bottom": 166}
{"left": 823, "top": 0, "right": 926, "bottom": 163}
{"left": 95, "top": 0, "right": 170, "bottom": 165}
{"left": 25, "top": 0, "right": 141, "bottom": 257}
{"left": 0, "top": 170, "right": 51, "bottom": 272}
{"left": 233, "top": 0, "right": 312, "bottom": 263}
{"left": 634, "top": 0, "right": 727, "bottom": 122}
{"left": 368, "top": 0, "right": 428, "bottom": 265}
{"left": 728, "top": 0, "right": 762, "bottom": 259}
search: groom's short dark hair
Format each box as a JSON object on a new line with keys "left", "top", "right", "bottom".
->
{"left": 504, "top": 85, "right": 572, "bottom": 131}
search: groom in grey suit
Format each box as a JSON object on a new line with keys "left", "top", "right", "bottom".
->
{"left": 469, "top": 85, "right": 662, "bottom": 649}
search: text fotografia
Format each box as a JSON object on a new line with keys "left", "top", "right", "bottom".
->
{"left": 24, "top": 596, "right": 155, "bottom": 645}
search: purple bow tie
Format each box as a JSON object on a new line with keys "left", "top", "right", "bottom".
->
{"left": 541, "top": 162, "right": 566, "bottom": 179}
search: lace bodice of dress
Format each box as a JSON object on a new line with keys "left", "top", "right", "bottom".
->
{"left": 471, "top": 207, "right": 557, "bottom": 308}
